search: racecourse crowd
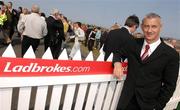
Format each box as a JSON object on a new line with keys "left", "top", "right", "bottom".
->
{"left": 0, "top": 1, "right": 111, "bottom": 58}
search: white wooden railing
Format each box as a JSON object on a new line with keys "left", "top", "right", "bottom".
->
{"left": 0, "top": 45, "right": 179, "bottom": 110}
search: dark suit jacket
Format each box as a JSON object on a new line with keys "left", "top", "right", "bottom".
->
{"left": 113, "top": 36, "right": 179, "bottom": 110}
{"left": 45, "top": 16, "right": 65, "bottom": 50}
{"left": 4, "top": 9, "right": 18, "bottom": 28}
{"left": 103, "top": 27, "right": 131, "bottom": 61}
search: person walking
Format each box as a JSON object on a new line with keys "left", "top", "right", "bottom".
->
{"left": 45, "top": 9, "right": 65, "bottom": 59}
{"left": 18, "top": 4, "right": 47, "bottom": 57}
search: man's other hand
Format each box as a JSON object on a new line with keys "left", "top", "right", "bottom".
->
{"left": 113, "top": 62, "right": 123, "bottom": 80}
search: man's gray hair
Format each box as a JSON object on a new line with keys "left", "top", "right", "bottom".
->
{"left": 142, "top": 13, "right": 161, "bottom": 24}
{"left": 31, "top": 4, "right": 40, "bottom": 13}
{"left": 51, "top": 8, "right": 60, "bottom": 15}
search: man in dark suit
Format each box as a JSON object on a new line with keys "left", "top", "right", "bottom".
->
{"left": 7, "top": 2, "right": 18, "bottom": 40}
{"left": 113, "top": 13, "right": 179, "bottom": 110}
{"left": 45, "top": 9, "right": 65, "bottom": 59}
{"left": 103, "top": 15, "right": 139, "bottom": 61}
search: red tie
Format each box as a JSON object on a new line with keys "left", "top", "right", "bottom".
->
{"left": 141, "top": 45, "right": 150, "bottom": 61}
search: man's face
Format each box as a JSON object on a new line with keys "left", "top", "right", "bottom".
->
{"left": 73, "top": 23, "right": 78, "bottom": 29}
{"left": 141, "top": 18, "right": 162, "bottom": 43}
{"left": 55, "top": 13, "right": 61, "bottom": 20}
{"left": 7, "top": 3, "right": 12, "bottom": 9}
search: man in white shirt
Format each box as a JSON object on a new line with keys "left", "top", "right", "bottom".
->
{"left": 69, "top": 22, "right": 85, "bottom": 59}
{"left": 18, "top": 5, "right": 47, "bottom": 57}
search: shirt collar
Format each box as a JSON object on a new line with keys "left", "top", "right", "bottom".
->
{"left": 123, "top": 26, "right": 131, "bottom": 34}
{"left": 143, "top": 38, "right": 161, "bottom": 54}
{"left": 50, "top": 15, "right": 57, "bottom": 20}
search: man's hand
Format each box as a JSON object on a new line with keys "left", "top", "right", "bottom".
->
{"left": 113, "top": 62, "right": 123, "bottom": 80}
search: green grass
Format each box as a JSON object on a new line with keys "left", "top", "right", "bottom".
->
{"left": 177, "top": 102, "right": 180, "bottom": 110}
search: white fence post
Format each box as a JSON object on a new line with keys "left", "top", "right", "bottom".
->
{"left": 62, "top": 49, "right": 82, "bottom": 110}
{"left": 74, "top": 51, "right": 93, "bottom": 110}
{"left": 18, "top": 46, "right": 35, "bottom": 110}
{"left": 34, "top": 47, "right": 53, "bottom": 110}
{"left": 0, "top": 44, "right": 15, "bottom": 110}
{"left": 49, "top": 49, "right": 67, "bottom": 110}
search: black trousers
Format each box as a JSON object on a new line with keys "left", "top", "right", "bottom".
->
{"left": 50, "top": 40, "right": 62, "bottom": 59}
{"left": 88, "top": 39, "right": 95, "bottom": 51}
{"left": 125, "top": 95, "right": 141, "bottom": 110}
{"left": 22, "top": 35, "right": 40, "bottom": 57}
{"left": 117, "top": 95, "right": 141, "bottom": 110}
{"left": 9, "top": 26, "right": 15, "bottom": 39}
{"left": 104, "top": 51, "right": 111, "bottom": 61}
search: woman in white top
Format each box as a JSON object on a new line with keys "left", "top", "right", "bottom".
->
{"left": 69, "top": 22, "right": 85, "bottom": 59}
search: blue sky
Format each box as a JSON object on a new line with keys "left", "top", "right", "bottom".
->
{"left": 7, "top": 0, "right": 180, "bottom": 39}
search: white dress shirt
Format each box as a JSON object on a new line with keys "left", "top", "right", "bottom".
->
{"left": 141, "top": 38, "right": 161, "bottom": 57}
{"left": 74, "top": 27, "right": 85, "bottom": 41}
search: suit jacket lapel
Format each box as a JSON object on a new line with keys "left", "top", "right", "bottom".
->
{"left": 135, "top": 38, "right": 144, "bottom": 62}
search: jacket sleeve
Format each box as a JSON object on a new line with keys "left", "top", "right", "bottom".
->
{"left": 112, "top": 37, "right": 130, "bottom": 63}
{"left": 112, "top": 33, "right": 135, "bottom": 64}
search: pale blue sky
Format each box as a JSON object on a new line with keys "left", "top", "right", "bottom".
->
{"left": 6, "top": 0, "right": 180, "bottom": 39}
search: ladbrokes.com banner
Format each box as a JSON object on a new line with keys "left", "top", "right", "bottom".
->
{"left": 0, "top": 57, "right": 127, "bottom": 77}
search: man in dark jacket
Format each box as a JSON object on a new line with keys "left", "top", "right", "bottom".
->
{"left": 103, "top": 15, "right": 139, "bottom": 61}
{"left": 45, "top": 9, "right": 65, "bottom": 59}
{"left": 7, "top": 2, "right": 18, "bottom": 41}
{"left": 113, "top": 13, "right": 179, "bottom": 110}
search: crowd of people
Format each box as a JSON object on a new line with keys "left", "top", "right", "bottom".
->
{"left": 0, "top": 1, "right": 110, "bottom": 59}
